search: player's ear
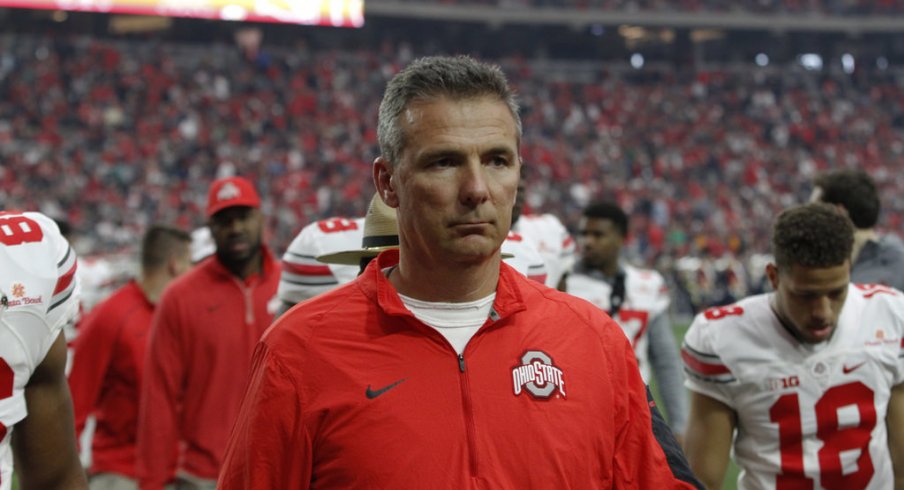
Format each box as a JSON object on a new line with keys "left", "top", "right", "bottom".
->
{"left": 373, "top": 156, "right": 399, "bottom": 208}
{"left": 765, "top": 263, "right": 780, "bottom": 290}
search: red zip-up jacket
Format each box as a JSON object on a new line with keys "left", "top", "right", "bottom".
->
{"left": 137, "top": 249, "right": 278, "bottom": 490}
{"left": 219, "top": 250, "right": 697, "bottom": 489}
{"left": 69, "top": 280, "right": 153, "bottom": 478}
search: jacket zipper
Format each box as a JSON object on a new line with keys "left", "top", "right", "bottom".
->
{"left": 458, "top": 352, "right": 479, "bottom": 477}
{"left": 231, "top": 277, "right": 255, "bottom": 325}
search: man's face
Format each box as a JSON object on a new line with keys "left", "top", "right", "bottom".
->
{"left": 208, "top": 206, "right": 263, "bottom": 264}
{"left": 767, "top": 262, "right": 850, "bottom": 343}
{"left": 378, "top": 96, "right": 520, "bottom": 266}
{"left": 578, "top": 217, "right": 623, "bottom": 271}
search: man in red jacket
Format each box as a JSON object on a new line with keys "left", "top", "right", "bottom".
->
{"left": 137, "top": 177, "right": 279, "bottom": 490}
{"left": 219, "top": 56, "right": 700, "bottom": 489}
{"left": 69, "top": 225, "right": 191, "bottom": 490}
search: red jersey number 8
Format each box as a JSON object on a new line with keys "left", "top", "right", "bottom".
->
{"left": 317, "top": 218, "right": 358, "bottom": 234}
{"left": 0, "top": 215, "right": 44, "bottom": 246}
{"left": 703, "top": 305, "right": 744, "bottom": 321}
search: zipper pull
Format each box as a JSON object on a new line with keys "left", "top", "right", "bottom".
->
{"left": 458, "top": 353, "right": 466, "bottom": 373}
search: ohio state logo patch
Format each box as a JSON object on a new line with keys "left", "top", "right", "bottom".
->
{"left": 217, "top": 182, "right": 241, "bottom": 201}
{"left": 512, "top": 350, "right": 566, "bottom": 399}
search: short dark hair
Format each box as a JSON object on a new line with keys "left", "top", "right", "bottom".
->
{"left": 772, "top": 202, "right": 854, "bottom": 270}
{"left": 141, "top": 225, "right": 191, "bottom": 271}
{"left": 583, "top": 201, "right": 629, "bottom": 237}
{"left": 813, "top": 169, "right": 879, "bottom": 229}
{"left": 377, "top": 55, "right": 521, "bottom": 166}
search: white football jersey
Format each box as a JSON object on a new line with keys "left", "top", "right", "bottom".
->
{"left": 512, "top": 213, "right": 576, "bottom": 288}
{"left": 501, "top": 231, "right": 547, "bottom": 284}
{"left": 567, "top": 264, "right": 670, "bottom": 381}
{"left": 277, "top": 217, "right": 364, "bottom": 305}
{"left": 0, "top": 211, "right": 79, "bottom": 490}
{"left": 683, "top": 284, "right": 904, "bottom": 490}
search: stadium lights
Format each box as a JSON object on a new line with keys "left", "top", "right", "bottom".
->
{"left": 630, "top": 53, "right": 644, "bottom": 69}
{"left": 799, "top": 53, "right": 823, "bottom": 71}
{"left": 841, "top": 53, "right": 855, "bottom": 74}
{"left": 755, "top": 53, "right": 769, "bottom": 67}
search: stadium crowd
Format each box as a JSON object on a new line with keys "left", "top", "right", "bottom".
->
{"left": 2, "top": 33, "right": 904, "bottom": 312}
{"left": 395, "top": 0, "right": 904, "bottom": 16}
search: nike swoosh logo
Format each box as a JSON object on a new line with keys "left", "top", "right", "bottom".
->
{"left": 843, "top": 362, "right": 866, "bottom": 374}
{"left": 365, "top": 378, "right": 406, "bottom": 399}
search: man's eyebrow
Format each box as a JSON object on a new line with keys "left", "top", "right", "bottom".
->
{"left": 416, "top": 145, "right": 516, "bottom": 162}
{"left": 418, "top": 148, "right": 463, "bottom": 161}
{"left": 484, "top": 146, "right": 517, "bottom": 156}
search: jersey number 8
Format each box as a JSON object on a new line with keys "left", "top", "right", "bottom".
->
{"left": 0, "top": 215, "right": 44, "bottom": 246}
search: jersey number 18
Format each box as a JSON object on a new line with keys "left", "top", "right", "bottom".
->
{"left": 769, "top": 381, "right": 876, "bottom": 489}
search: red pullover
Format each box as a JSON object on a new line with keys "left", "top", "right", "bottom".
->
{"left": 137, "top": 250, "right": 278, "bottom": 490}
{"left": 219, "top": 250, "right": 697, "bottom": 489}
{"left": 69, "top": 280, "right": 153, "bottom": 478}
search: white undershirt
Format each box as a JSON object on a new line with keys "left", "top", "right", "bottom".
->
{"left": 397, "top": 292, "right": 496, "bottom": 355}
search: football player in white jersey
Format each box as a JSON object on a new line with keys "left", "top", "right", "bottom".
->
{"left": 510, "top": 171, "right": 574, "bottom": 290}
{"left": 0, "top": 211, "right": 88, "bottom": 489}
{"left": 567, "top": 201, "right": 688, "bottom": 441}
{"left": 275, "top": 216, "right": 364, "bottom": 315}
{"left": 683, "top": 202, "right": 904, "bottom": 489}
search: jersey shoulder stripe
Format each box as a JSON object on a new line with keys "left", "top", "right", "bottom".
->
{"left": 282, "top": 260, "right": 332, "bottom": 277}
{"left": 681, "top": 343, "right": 735, "bottom": 383}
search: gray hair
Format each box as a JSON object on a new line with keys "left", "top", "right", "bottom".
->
{"left": 377, "top": 55, "right": 522, "bottom": 166}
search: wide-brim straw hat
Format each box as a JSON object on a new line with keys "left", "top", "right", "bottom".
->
{"left": 317, "top": 194, "right": 400, "bottom": 265}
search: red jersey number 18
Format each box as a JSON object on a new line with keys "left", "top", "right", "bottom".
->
{"left": 769, "top": 381, "right": 876, "bottom": 489}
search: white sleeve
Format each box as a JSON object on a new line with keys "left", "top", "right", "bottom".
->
{"left": 278, "top": 222, "right": 342, "bottom": 305}
{"left": 650, "top": 271, "right": 671, "bottom": 317}
{"left": 681, "top": 314, "right": 737, "bottom": 407}
{"left": 277, "top": 218, "right": 362, "bottom": 305}
{"left": 30, "top": 213, "right": 80, "bottom": 334}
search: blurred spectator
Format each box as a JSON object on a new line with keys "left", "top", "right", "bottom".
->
{"left": 68, "top": 225, "right": 192, "bottom": 490}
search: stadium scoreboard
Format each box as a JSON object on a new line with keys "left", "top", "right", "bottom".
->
{"left": 2, "top": 0, "right": 364, "bottom": 27}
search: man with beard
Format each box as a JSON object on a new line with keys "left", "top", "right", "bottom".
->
{"left": 136, "top": 177, "right": 279, "bottom": 490}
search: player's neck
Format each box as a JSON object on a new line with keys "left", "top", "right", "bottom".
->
{"left": 391, "top": 252, "right": 501, "bottom": 303}
{"left": 583, "top": 258, "right": 618, "bottom": 279}
{"left": 598, "top": 261, "right": 620, "bottom": 278}
{"left": 218, "top": 249, "right": 263, "bottom": 281}
{"left": 138, "top": 271, "right": 168, "bottom": 304}
{"left": 851, "top": 228, "right": 878, "bottom": 264}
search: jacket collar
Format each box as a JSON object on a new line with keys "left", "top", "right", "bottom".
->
{"left": 362, "top": 249, "right": 526, "bottom": 324}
